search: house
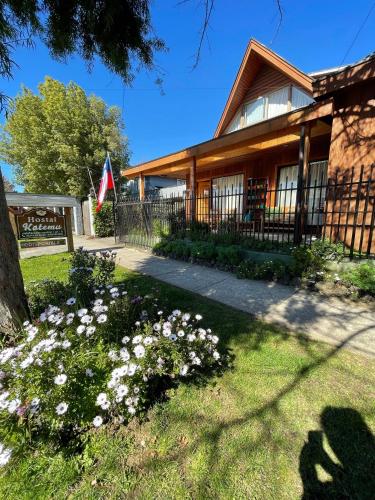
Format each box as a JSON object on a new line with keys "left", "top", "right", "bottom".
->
{"left": 124, "top": 175, "right": 185, "bottom": 196}
{"left": 122, "top": 40, "right": 375, "bottom": 252}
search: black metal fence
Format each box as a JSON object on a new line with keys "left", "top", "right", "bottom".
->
{"left": 116, "top": 165, "right": 375, "bottom": 258}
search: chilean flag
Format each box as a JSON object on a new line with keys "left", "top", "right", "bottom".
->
{"left": 96, "top": 155, "right": 115, "bottom": 212}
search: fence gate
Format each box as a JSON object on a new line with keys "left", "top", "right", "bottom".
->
{"left": 116, "top": 195, "right": 186, "bottom": 248}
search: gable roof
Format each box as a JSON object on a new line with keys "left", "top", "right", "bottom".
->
{"left": 214, "top": 39, "right": 314, "bottom": 137}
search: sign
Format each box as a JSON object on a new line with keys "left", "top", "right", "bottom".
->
{"left": 16, "top": 208, "right": 66, "bottom": 240}
{"left": 19, "top": 239, "right": 66, "bottom": 249}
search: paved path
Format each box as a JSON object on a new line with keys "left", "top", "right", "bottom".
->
{"left": 23, "top": 236, "right": 375, "bottom": 357}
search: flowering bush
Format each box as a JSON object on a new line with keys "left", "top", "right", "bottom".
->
{"left": 0, "top": 283, "right": 223, "bottom": 465}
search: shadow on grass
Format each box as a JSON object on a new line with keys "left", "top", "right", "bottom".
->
{"left": 299, "top": 406, "right": 375, "bottom": 499}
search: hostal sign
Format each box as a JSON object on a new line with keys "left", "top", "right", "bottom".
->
{"left": 16, "top": 208, "right": 66, "bottom": 240}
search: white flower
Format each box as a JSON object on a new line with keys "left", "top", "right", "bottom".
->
{"left": 119, "top": 348, "right": 130, "bottom": 361}
{"left": 172, "top": 309, "right": 181, "bottom": 316}
{"left": 195, "top": 314, "right": 202, "bottom": 321}
{"left": 122, "top": 336, "right": 130, "bottom": 344}
{"left": 213, "top": 351, "right": 220, "bottom": 360}
{"left": 86, "top": 326, "right": 96, "bottom": 337}
{"left": 62, "top": 340, "right": 71, "bottom": 349}
{"left": 56, "top": 402, "right": 68, "bottom": 415}
{"left": 153, "top": 323, "right": 161, "bottom": 332}
{"left": 76, "top": 325, "right": 86, "bottom": 335}
{"left": 128, "top": 406, "right": 136, "bottom": 415}
{"left": 134, "top": 345, "right": 145, "bottom": 359}
{"left": 86, "top": 368, "right": 94, "bottom": 377}
{"left": 81, "top": 314, "right": 93, "bottom": 325}
{"left": 97, "top": 314, "right": 107, "bottom": 324}
{"left": 187, "top": 334, "right": 196, "bottom": 342}
{"left": 118, "top": 365, "right": 128, "bottom": 376}
{"left": 127, "top": 363, "right": 137, "bottom": 376}
{"left": 116, "top": 384, "right": 129, "bottom": 398}
{"left": 177, "top": 330, "right": 185, "bottom": 337}
{"left": 108, "top": 350, "right": 118, "bottom": 361}
{"left": 54, "top": 374, "right": 67, "bottom": 385}
{"left": 180, "top": 364, "right": 189, "bottom": 376}
{"left": 0, "top": 443, "right": 12, "bottom": 466}
{"left": 182, "top": 313, "right": 191, "bottom": 322}
{"left": 192, "top": 356, "right": 201, "bottom": 365}
{"left": 93, "top": 415, "right": 103, "bottom": 427}
{"left": 157, "top": 310, "right": 163, "bottom": 316}
{"left": 7, "top": 398, "right": 21, "bottom": 414}
{"left": 143, "top": 336, "right": 153, "bottom": 346}
{"left": 169, "top": 334, "right": 177, "bottom": 342}
{"left": 211, "top": 335, "right": 219, "bottom": 344}
{"left": 110, "top": 287, "right": 118, "bottom": 294}
{"left": 100, "top": 400, "right": 110, "bottom": 410}
{"left": 96, "top": 393, "right": 108, "bottom": 406}
{"left": 163, "top": 328, "right": 171, "bottom": 337}
{"left": 77, "top": 308, "right": 88, "bottom": 317}
{"left": 39, "top": 312, "right": 47, "bottom": 322}
{"left": 132, "top": 335, "right": 142, "bottom": 344}
{"left": 20, "top": 356, "right": 34, "bottom": 369}
{"left": 66, "top": 297, "right": 76, "bottom": 306}
{"left": 23, "top": 321, "right": 30, "bottom": 327}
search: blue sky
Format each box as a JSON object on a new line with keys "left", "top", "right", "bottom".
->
{"left": 1, "top": 0, "right": 374, "bottom": 190}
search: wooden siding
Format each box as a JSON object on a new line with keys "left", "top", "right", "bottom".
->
{"left": 328, "top": 80, "right": 375, "bottom": 178}
{"left": 243, "top": 64, "right": 294, "bottom": 103}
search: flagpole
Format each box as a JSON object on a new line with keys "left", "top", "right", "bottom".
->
{"left": 87, "top": 167, "right": 97, "bottom": 200}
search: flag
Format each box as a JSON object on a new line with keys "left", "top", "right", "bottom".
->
{"left": 96, "top": 155, "right": 115, "bottom": 212}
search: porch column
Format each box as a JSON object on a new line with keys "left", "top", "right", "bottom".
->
{"left": 139, "top": 174, "right": 145, "bottom": 201}
{"left": 293, "top": 124, "right": 311, "bottom": 244}
{"left": 189, "top": 156, "right": 196, "bottom": 223}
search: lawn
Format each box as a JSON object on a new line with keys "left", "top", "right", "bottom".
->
{"left": 1, "top": 253, "right": 373, "bottom": 499}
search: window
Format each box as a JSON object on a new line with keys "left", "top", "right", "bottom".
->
{"left": 277, "top": 165, "right": 298, "bottom": 209}
{"left": 224, "top": 85, "right": 315, "bottom": 134}
{"left": 267, "top": 87, "right": 289, "bottom": 119}
{"left": 212, "top": 174, "right": 244, "bottom": 218}
{"left": 226, "top": 110, "right": 242, "bottom": 133}
{"left": 244, "top": 97, "right": 264, "bottom": 126}
{"left": 291, "top": 87, "right": 313, "bottom": 110}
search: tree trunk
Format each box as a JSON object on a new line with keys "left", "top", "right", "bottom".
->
{"left": 0, "top": 170, "right": 30, "bottom": 336}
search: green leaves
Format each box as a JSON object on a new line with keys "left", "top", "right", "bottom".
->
{"left": 1, "top": 77, "right": 129, "bottom": 196}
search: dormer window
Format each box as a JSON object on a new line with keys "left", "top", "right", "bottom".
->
{"left": 225, "top": 85, "right": 314, "bottom": 134}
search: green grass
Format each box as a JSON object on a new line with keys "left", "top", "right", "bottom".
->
{"left": 2, "top": 253, "right": 374, "bottom": 499}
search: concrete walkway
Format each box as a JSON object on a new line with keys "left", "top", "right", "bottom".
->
{"left": 25, "top": 236, "right": 375, "bottom": 357}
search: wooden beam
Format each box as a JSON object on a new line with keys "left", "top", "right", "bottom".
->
{"left": 293, "top": 125, "right": 311, "bottom": 244}
{"left": 189, "top": 157, "right": 196, "bottom": 223}
{"left": 64, "top": 207, "right": 74, "bottom": 252}
{"left": 139, "top": 174, "right": 145, "bottom": 200}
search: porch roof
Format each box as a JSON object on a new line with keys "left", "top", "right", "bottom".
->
{"left": 122, "top": 99, "right": 333, "bottom": 180}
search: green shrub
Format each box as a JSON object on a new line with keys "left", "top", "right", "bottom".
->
{"left": 26, "top": 279, "right": 70, "bottom": 318}
{"left": 216, "top": 245, "right": 242, "bottom": 267}
{"left": 168, "top": 240, "right": 191, "bottom": 259}
{"left": 92, "top": 200, "right": 114, "bottom": 237}
{"left": 191, "top": 241, "right": 217, "bottom": 261}
{"left": 188, "top": 221, "right": 210, "bottom": 241}
{"left": 237, "top": 259, "right": 286, "bottom": 281}
{"left": 342, "top": 262, "right": 375, "bottom": 295}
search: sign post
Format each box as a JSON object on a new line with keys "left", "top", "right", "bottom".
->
{"left": 15, "top": 207, "right": 74, "bottom": 252}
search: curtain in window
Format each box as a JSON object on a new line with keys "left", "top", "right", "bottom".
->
{"left": 212, "top": 174, "right": 244, "bottom": 219}
{"left": 277, "top": 165, "right": 298, "bottom": 209}
{"left": 291, "top": 87, "right": 313, "bottom": 110}
{"left": 226, "top": 110, "right": 241, "bottom": 133}
{"left": 244, "top": 98, "right": 264, "bottom": 126}
{"left": 267, "top": 87, "right": 289, "bottom": 119}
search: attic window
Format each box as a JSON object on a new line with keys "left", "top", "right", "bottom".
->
{"left": 225, "top": 85, "right": 314, "bottom": 134}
